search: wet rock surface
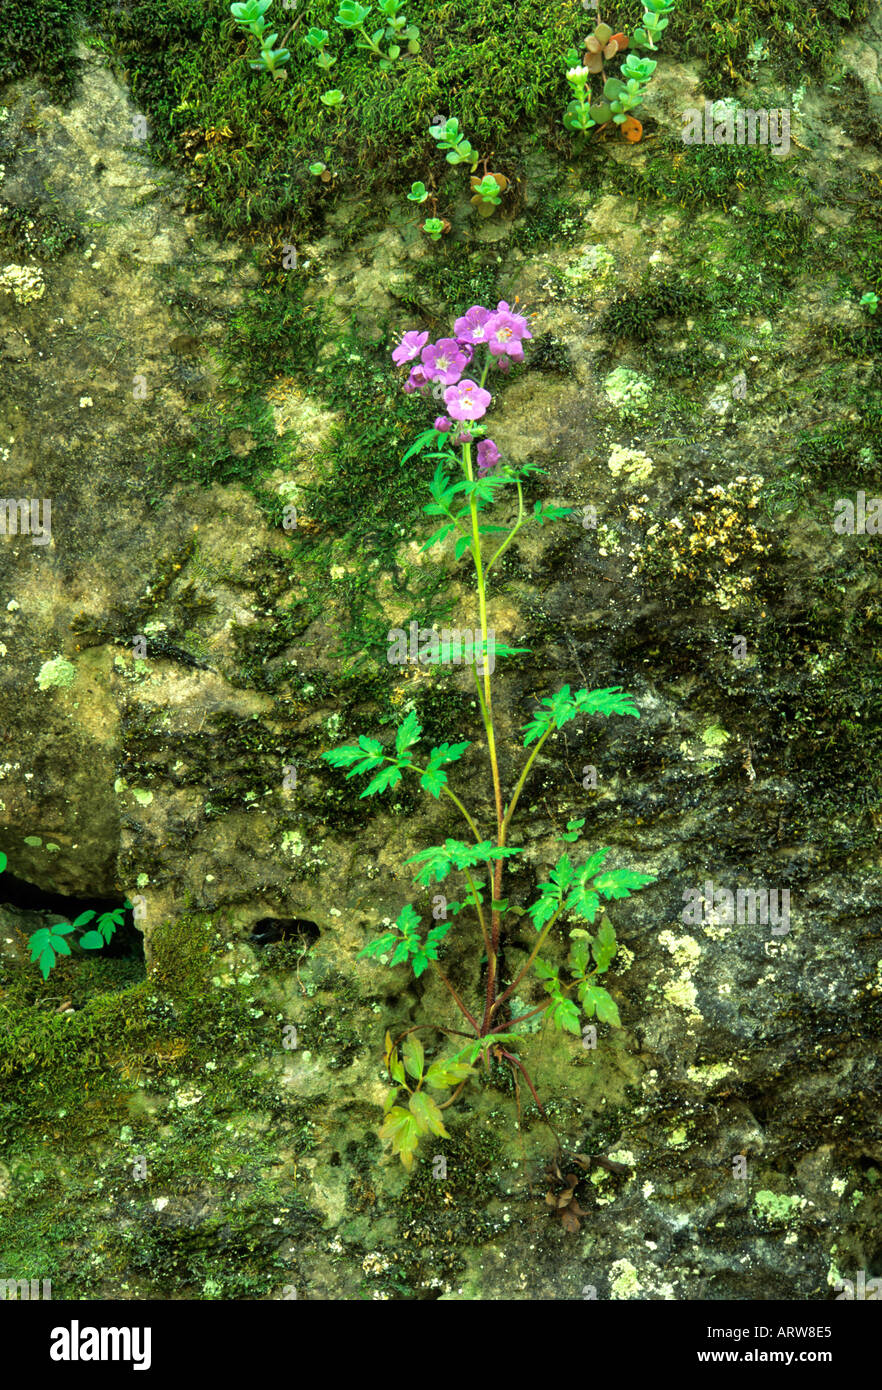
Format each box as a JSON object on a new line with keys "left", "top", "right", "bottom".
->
{"left": 0, "top": 16, "right": 880, "bottom": 1300}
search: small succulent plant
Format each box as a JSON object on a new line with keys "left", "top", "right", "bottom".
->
{"left": 429, "top": 117, "right": 480, "bottom": 170}
{"left": 470, "top": 172, "right": 508, "bottom": 217}
{"left": 562, "top": 4, "right": 671, "bottom": 142}
{"left": 583, "top": 21, "right": 628, "bottom": 73}
{"left": 230, "top": 0, "right": 292, "bottom": 77}
{"left": 422, "top": 216, "right": 449, "bottom": 241}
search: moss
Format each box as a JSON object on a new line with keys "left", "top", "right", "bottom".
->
{"left": 605, "top": 136, "right": 801, "bottom": 212}
{"left": 601, "top": 273, "right": 710, "bottom": 344}
{"left": 0, "top": 201, "right": 85, "bottom": 259}
{"left": 679, "top": 0, "right": 870, "bottom": 88}
{"left": 403, "top": 238, "right": 501, "bottom": 316}
{"left": 69, "top": 0, "right": 574, "bottom": 238}
{"left": 0, "top": 0, "right": 92, "bottom": 95}
{"left": 509, "top": 194, "right": 592, "bottom": 252}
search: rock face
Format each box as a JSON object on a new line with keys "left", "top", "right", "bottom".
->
{"left": 0, "top": 20, "right": 880, "bottom": 1301}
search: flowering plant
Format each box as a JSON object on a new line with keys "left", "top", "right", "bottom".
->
{"left": 322, "top": 306, "right": 656, "bottom": 1172}
{"left": 562, "top": 2, "right": 673, "bottom": 140}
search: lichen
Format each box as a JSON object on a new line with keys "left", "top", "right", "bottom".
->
{"left": 0, "top": 262, "right": 45, "bottom": 304}
{"left": 607, "top": 444, "right": 654, "bottom": 485}
{"left": 36, "top": 656, "right": 76, "bottom": 691}
{"left": 603, "top": 367, "right": 654, "bottom": 415}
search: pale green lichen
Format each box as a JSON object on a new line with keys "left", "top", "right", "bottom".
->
{"left": 36, "top": 656, "right": 76, "bottom": 691}
{"left": 0, "top": 262, "right": 45, "bottom": 304}
{"left": 565, "top": 242, "right": 616, "bottom": 290}
{"left": 604, "top": 367, "right": 654, "bottom": 415}
{"left": 753, "top": 1190, "right": 806, "bottom": 1222}
{"left": 657, "top": 930, "right": 702, "bottom": 1015}
{"left": 609, "top": 1259, "right": 642, "bottom": 1299}
{"left": 607, "top": 444, "right": 654, "bottom": 485}
{"left": 281, "top": 830, "right": 305, "bottom": 858}
{"left": 701, "top": 723, "right": 730, "bottom": 748}
{"left": 686, "top": 1062, "right": 736, "bottom": 1084}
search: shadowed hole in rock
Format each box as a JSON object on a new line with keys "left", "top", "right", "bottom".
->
{"left": 0, "top": 870, "right": 143, "bottom": 961}
{"left": 249, "top": 916, "right": 320, "bottom": 947}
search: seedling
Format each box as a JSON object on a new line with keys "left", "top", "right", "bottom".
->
{"left": 0, "top": 851, "right": 133, "bottom": 980}
{"left": 333, "top": 0, "right": 419, "bottom": 69}
{"left": 429, "top": 117, "right": 480, "bottom": 170}
{"left": 230, "top": 0, "right": 294, "bottom": 77}
{"left": 304, "top": 26, "right": 336, "bottom": 70}
{"left": 422, "top": 216, "right": 449, "bottom": 241}
{"left": 470, "top": 173, "right": 509, "bottom": 217}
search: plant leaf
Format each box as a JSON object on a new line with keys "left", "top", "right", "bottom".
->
{"left": 402, "top": 1032, "right": 425, "bottom": 1082}
{"left": 579, "top": 982, "right": 621, "bottom": 1026}
{"left": 409, "top": 1090, "right": 450, "bottom": 1138}
{"left": 395, "top": 710, "right": 422, "bottom": 755}
{"left": 379, "top": 1106, "right": 420, "bottom": 1169}
{"left": 360, "top": 763, "right": 403, "bottom": 798}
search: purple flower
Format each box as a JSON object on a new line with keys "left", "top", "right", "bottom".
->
{"left": 454, "top": 305, "right": 493, "bottom": 345}
{"left": 477, "top": 439, "right": 500, "bottom": 476}
{"left": 495, "top": 300, "right": 531, "bottom": 335}
{"left": 403, "top": 363, "right": 431, "bottom": 394}
{"left": 444, "top": 379, "right": 492, "bottom": 421}
{"left": 421, "top": 337, "right": 468, "bottom": 385}
{"left": 434, "top": 415, "right": 452, "bottom": 433}
{"left": 485, "top": 310, "right": 532, "bottom": 359}
{"left": 392, "top": 330, "right": 429, "bottom": 365}
{"left": 454, "top": 431, "right": 473, "bottom": 445}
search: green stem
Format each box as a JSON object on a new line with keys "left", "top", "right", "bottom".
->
{"left": 501, "top": 725, "right": 553, "bottom": 841}
{"left": 491, "top": 902, "right": 567, "bottom": 1018}
{"left": 398, "top": 759, "right": 483, "bottom": 842}
{"left": 463, "top": 437, "right": 507, "bottom": 1034}
{"left": 357, "top": 22, "right": 384, "bottom": 54}
{"left": 462, "top": 866, "right": 491, "bottom": 962}
{"left": 484, "top": 479, "right": 525, "bottom": 580}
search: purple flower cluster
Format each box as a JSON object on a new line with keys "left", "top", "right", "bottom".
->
{"left": 391, "top": 301, "right": 532, "bottom": 430}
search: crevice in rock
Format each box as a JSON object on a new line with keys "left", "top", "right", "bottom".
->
{"left": 0, "top": 870, "right": 143, "bottom": 961}
{"left": 249, "top": 916, "right": 320, "bottom": 948}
